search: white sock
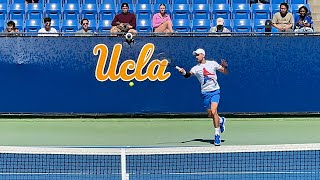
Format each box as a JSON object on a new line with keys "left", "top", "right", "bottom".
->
{"left": 215, "top": 128, "right": 220, "bottom": 135}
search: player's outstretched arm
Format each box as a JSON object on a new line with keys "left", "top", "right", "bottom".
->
{"left": 178, "top": 68, "right": 193, "bottom": 78}
{"left": 218, "top": 59, "right": 228, "bottom": 75}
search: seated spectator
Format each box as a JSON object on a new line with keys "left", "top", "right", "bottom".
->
{"left": 75, "top": 18, "right": 94, "bottom": 36}
{"left": 272, "top": 3, "right": 293, "bottom": 32}
{"left": 209, "top": 18, "right": 231, "bottom": 36}
{"left": 3, "top": 21, "right": 19, "bottom": 36}
{"left": 294, "top": 6, "right": 313, "bottom": 33}
{"left": 25, "top": 0, "right": 39, "bottom": 3}
{"left": 250, "top": 0, "right": 270, "bottom": 4}
{"left": 111, "top": 3, "right": 137, "bottom": 36}
{"left": 152, "top": 4, "right": 173, "bottom": 35}
{"left": 38, "top": 17, "right": 59, "bottom": 36}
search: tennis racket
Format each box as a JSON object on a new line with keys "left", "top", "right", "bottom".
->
{"left": 155, "top": 52, "right": 182, "bottom": 71}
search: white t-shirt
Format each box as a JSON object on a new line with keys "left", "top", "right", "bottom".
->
{"left": 190, "top": 60, "right": 222, "bottom": 92}
{"left": 38, "top": 28, "right": 59, "bottom": 36}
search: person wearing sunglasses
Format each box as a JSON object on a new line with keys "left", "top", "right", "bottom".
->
{"left": 75, "top": 18, "right": 93, "bottom": 36}
{"left": 38, "top": 17, "right": 59, "bottom": 36}
{"left": 178, "top": 48, "right": 229, "bottom": 146}
{"left": 294, "top": 6, "right": 313, "bottom": 33}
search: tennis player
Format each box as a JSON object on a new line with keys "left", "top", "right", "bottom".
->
{"left": 179, "top": 48, "right": 228, "bottom": 146}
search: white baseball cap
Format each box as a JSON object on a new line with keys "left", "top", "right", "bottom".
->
{"left": 216, "top": 18, "right": 224, "bottom": 25}
{"left": 192, "top": 48, "right": 205, "bottom": 56}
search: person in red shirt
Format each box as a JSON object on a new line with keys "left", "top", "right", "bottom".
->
{"left": 111, "top": 3, "right": 137, "bottom": 36}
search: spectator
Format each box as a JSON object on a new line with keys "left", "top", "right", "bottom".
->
{"left": 294, "top": 6, "right": 313, "bottom": 33}
{"left": 75, "top": 18, "right": 94, "bottom": 36}
{"left": 152, "top": 4, "right": 173, "bottom": 35}
{"left": 38, "top": 17, "right": 59, "bottom": 36}
{"left": 272, "top": 3, "right": 294, "bottom": 32}
{"left": 209, "top": 18, "right": 231, "bottom": 36}
{"left": 111, "top": 3, "right": 137, "bottom": 36}
{"left": 250, "top": 0, "right": 270, "bottom": 4}
{"left": 3, "top": 21, "right": 19, "bottom": 36}
{"left": 25, "top": 0, "right": 39, "bottom": 3}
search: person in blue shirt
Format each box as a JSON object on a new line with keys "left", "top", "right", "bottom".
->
{"left": 294, "top": 6, "right": 313, "bottom": 33}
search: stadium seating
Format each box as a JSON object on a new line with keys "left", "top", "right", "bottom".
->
{"left": 172, "top": 4, "right": 190, "bottom": 19}
{"left": 232, "top": 3, "right": 251, "bottom": 19}
{"left": 83, "top": 0, "right": 98, "bottom": 4}
{"left": 212, "top": 4, "right": 231, "bottom": 19}
{"left": 99, "top": 3, "right": 116, "bottom": 20}
{"left": 45, "top": 3, "right": 62, "bottom": 20}
{"left": 154, "top": 0, "right": 170, "bottom": 4}
{"left": 61, "top": 19, "right": 79, "bottom": 33}
{"left": 50, "top": 18, "right": 60, "bottom": 31}
{"left": 9, "top": 3, "right": 25, "bottom": 20}
{"left": 252, "top": 4, "right": 271, "bottom": 19}
{"left": 253, "top": 19, "right": 267, "bottom": 32}
{"left": 211, "top": 0, "right": 229, "bottom": 3}
{"left": 136, "top": 0, "right": 152, "bottom": 3}
{"left": 88, "top": 20, "right": 97, "bottom": 31}
{"left": 25, "top": 19, "right": 41, "bottom": 32}
{"left": 63, "top": 3, "right": 80, "bottom": 20}
{"left": 192, "top": 4, "right": 210, "bottom": 20}
{"left": 172, "top": 0, "right": 189, "bottom": 4}
{"left": 231, "top": 0, "right": 248, "bottom": 3}
{"left": 233, "top": 19, "right": 251, "bottom": 32}
{"left": 81, "top": 3, "right": 98, "bottom": 20}
{"left": 135, "top": 4, "right": 152, "bottom": 19}
{"left": 12, "top": 0, "right": 25, "bottom": 3}
{"left": 0, "top": 3, "right": 7, "bottom": 20}
{"left": 192, "top": 19, "right": 211, "bottom": 32}
{"left": 11, "top": 19, "right": 24, "bottom": 31}
{"left": 119, "top": 0, "right": 133, "bottom": 4}
{"left": 0, "top": 20, "right": 4, "bottom": 32}
{"left": 98, "top": 19, "right": 112, "bottom": 32}
{"left": 290, "top": 0, "right": 306, "bottom": 3}
{"left": 191, "top": 0, "right": 208, "bottom": 4}
{"left": 136, "top": 19, "right": 152, "bottom": 33}
{"left": 26, "top": 3, "right": 44, "bottom": 20}
{"left": 172, "top": 19, "right": 190, "bottom": 32}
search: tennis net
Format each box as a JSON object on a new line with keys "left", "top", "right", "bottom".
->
{"left": 0, "top": 144, "right": 320, "bottom": 179}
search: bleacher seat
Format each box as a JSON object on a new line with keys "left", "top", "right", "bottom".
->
{"left": 9, "top": 3, "right": 25, "bottom": 20}
{"left": 12, "top": 0, "right": 25, "bottom": 3}
{"left": 291, "top": 4, "right": 310, "bottom": 16}
{"left": 0, "top": 3, "right": 7, "bottom": 20}
{"left": 88, "top": 19, "right": 97, "bottom": 31}
{"left": 154, "top": 4, "right": 171, "bottom": 14}
{"left": 154, "top": 0, "right": 170, "bottom": 4}
{"left": 252, "top": 4, "right": 270, "bottom": 19}
{"left": 192, "top": 4, "right": 210, "bottom": 19}
{"left": 98, "top": 19, "right": 112, "bottom": 32}
{"left": 211, "top": 0, "right": 228, "bottom": 3}
{"left": 136, "top": 4, "right": 152, "bottom": 19}
{"left": 212, "top": 4, "right": 231, "bottom": 19}
{"left": 213, "top": 18, "right": 232, "bottom": 30}
{"left": 290, "top": 0, "right": 306, "bottom": 3}
{"left": 25, "top": 19, "right": 41, "bottom": 32}
{"left": 101, "top": 0, "right": 117, "bottom": 4}
{"left": 26, "top": 3, "right": 43, "bottom": 20}
{"left": 0, "top": 19, "right": 4, "bottom": 32}
{"left": 271, "top": 0, "right": 287, "bottom": 4}
{"left": 83, "top": 0, "right": 98, "bottom": 4}
{"left": 61, "top": 19, "right": 78, "bottom": 32}
{"left": 63, "top": 3, "right": 80, "bottom": 20}
{"left": 231, "top": 0, "right": 248, "bottom": 3}
{"left": 192, "top": 19, "right": 211, "bottom": 32}
{"left": 47, "top": 0, "right": 61, "bottom": 3}
{"left": 271, "top": 4, "right": 280, "bottom": 15}
{"left": 172, "top": 4, "right": 190, "bottom": 19}
{"left": 253, "top": 19, "right": 267, "bottom": 32}
{"left": 99, "top": 3, "right": 116, "bottom": 20}
{"left": 117, "top": 4, "right": 134, "bottom": 14}
{"left": 136, "top": 0, "right": 152, "bottom": 3}
{"left": 119, "top": 0, "right": 133, "bottom": 4}
{"left": 191, "top": 0, "right": 207, "bottom": 3}
{"left": 11, "top": 19, "right": 23, "bottom": 31}
{"left": 50, "top": 18, "right": 60, "bottom": 31}
{"left": 172, "top": 19, "right": 190, "bottom": 32}
{"left": 172, "top": 0, "right": 189, "bottom": 4}
{"left": 232, "top": 4, "right": 250, "bottom": 19}
{"left": 81, "top": 3, "right": 98, "bottom": 20}
{"left": 45, "top": 3, "right": 62, "bottom": 20}
{"left": 233, "top": 19, "right": 251, "bottom": 32}
{"left": 65, "top": 0, "right": 80, "bottom": 3}
{"left": 136, "top": 19, "right": 152, "bottom": 33}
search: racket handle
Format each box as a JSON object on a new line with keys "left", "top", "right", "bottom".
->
{"left": 175, "top": 66, "right": 182, "bottom": 71}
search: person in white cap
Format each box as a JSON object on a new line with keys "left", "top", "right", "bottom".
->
{"left": 209, "top": 18, "right": 230, "bottom": 36}
{"left": 178, "top": 48, "right": 228, "bottom": 146}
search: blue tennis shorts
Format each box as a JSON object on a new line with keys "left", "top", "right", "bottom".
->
{"left": 201, "top": 90, "right": 220, "bottom": 109}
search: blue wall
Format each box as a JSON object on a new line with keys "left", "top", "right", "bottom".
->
{"left": 0, "top": 36, "right": 319, "bottom": 114}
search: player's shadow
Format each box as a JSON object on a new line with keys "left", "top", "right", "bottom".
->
{"left": 181, "top": 138, "right": 225, "bottom": 145}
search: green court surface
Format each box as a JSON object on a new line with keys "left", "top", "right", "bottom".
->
{"left": 0, "top": 118, "right": 319, "bottom": 147}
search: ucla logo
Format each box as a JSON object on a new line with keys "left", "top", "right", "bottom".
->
{"left": 93, "top": 43, "right": 171, "bottom": 82}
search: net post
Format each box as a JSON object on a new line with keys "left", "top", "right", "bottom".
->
{"left": 121, "top": 148, "right": 128, "bottom": 180}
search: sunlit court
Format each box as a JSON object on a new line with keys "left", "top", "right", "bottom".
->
{"left": 1, "top": 0, "right": 320, "bottom": 179}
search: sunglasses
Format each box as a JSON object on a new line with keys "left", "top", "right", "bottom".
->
{"left": 83, "top": 23, "right": 89, "bottom": 25}
{"left": 195, "top": 53, "right": 200, "bottom": 56}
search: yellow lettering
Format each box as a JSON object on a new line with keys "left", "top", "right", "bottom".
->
{"left": 135, "top": 43, "right": 155, "bottom": 81}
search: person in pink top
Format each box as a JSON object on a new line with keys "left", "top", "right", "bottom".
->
{"left": 152, "top": 4, "right": 174, "bottom": 35}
